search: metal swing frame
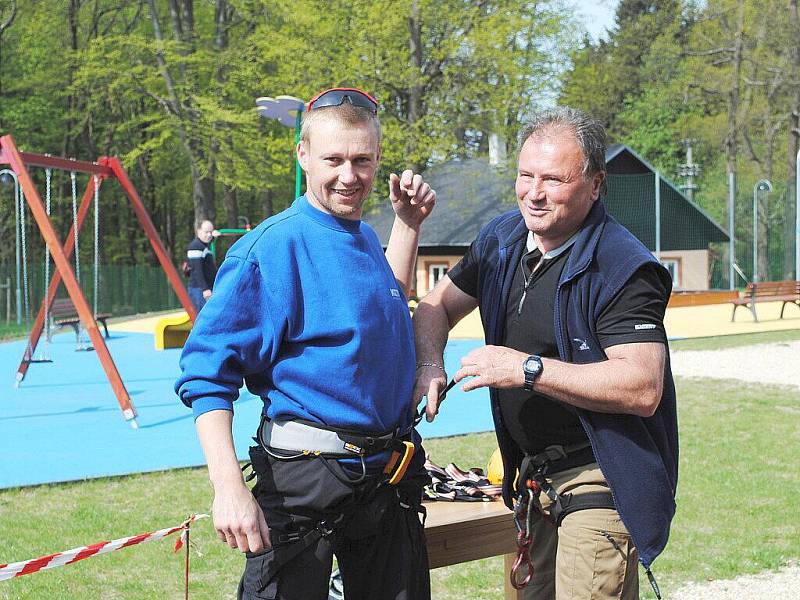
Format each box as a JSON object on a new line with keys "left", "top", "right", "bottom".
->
{"left": 1, "top": 134, "right": 197, "bottom": 428}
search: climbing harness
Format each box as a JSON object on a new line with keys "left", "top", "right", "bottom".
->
{"left": 241, "top": 416, "right": 426, "bottom": 588}
{"left": 509, "top": 442, "right": 618, "bottom": 590}
{"left": 508, "top": 442, "right": 663, "bottom": 598}
{"left": 257, "top": 417, "right": 417, "bottom": 486}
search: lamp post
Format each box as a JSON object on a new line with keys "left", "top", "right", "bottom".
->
{"left": 1, "top": 168, "right": 22, "bottom": 323}
{"left": 728, "top": 171, "right": 736, "bottom": 290}
{"left": 752, "top": 179, "right": 772, "bottom": 283}
{"left": 255, "top": 95, "right": 305, "bottom": 199}
{"left": 796, "top": 149, "right": 799, "bottom": 279}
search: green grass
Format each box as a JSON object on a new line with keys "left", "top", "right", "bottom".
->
{"left": 670, "top": 328, "right": 800, "bottom": 351}
{"left": 648, "top": 378, "right": 800, "bottom": 597}
{"left": 1, "top": 360, "right": 799, "bottom": 597}
{"left": 0, "top": 322, "right": 28, "bottom": 342}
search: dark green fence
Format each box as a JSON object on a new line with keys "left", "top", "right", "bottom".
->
{"left": 605, "top": 173, "right": 798, "bottom": 289}
{"left": 0, "top": 263, "right": 182, "bottom": 324}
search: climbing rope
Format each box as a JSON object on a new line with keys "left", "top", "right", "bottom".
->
{"left": 69, "top": 171, "right": 91, "bottom": 351}
{"left": 19, "top": 178, "right": 30, "bottom": 330}
{"left": 36, "top": 168, "right": 53, "bottom": 361}
{"left": 71, "top": 171, "right": 80, "bottom": 284}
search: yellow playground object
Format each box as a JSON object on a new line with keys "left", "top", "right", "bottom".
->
{"left": 487, "top": 447, "right": 504, "bottom": 484}
{"left": 154, "top": 312, "right": 193, "bottom": 350}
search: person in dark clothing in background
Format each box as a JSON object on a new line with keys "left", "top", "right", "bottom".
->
{"left": 186, "top": 220, "right": 218, "bottom": 311}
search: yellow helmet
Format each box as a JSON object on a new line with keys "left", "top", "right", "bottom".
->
{"left": 486, "top": 447, "right": 504, "bottom": 484}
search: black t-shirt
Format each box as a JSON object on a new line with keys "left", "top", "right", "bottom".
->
{"left": 448, "top": 237, "right": 668, "bottom": 454}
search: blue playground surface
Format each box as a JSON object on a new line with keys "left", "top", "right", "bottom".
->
{"left": 0, "top": 331, "right": 490, "bottom": 489}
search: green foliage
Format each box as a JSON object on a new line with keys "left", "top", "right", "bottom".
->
{"left": 0, "top": 320, "right": 28, "bottom": 341}
{"left": 560, "top": 0, "right": 800, "bottom": 281}
{"left": 561, "top": 0, "right": 685, "bottom": 134}
{"left": 0, "top": 0, "right": 576, "bottom": 268}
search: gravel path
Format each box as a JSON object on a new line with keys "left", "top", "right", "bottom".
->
{"left": 670, "top": 340, "right": 800, "bottom": 389}
{"left": 669, "top": 565, "right": 800, "bottom": 599}
{"left": 663, "top": 342, "right": 799, "bottom": 598}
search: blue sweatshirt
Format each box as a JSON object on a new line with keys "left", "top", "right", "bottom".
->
{"left": 175, "top": 195, "right": 416, "bottom": 435}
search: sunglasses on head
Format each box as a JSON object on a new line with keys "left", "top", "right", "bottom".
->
{"left": 307, "top": 87, "right": 379, "bottom": 114}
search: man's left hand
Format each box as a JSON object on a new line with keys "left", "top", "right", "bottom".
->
{"left": 389, "top": 169, "right": 436, "bottom": 229}
{"left": 454, "top": 345, "right": 528, "bottom": 392}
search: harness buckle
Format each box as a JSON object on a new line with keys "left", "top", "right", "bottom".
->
{"left": 531, "top": 445, "right": 567, "bottom": 468}
{"left": 316, "top": 520, "right": 335, "bottom": 538}
{"left": 383, "top": 440, "right": 415, "bottom": 485}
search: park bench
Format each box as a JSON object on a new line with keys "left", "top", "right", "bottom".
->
{"left": 49, "top": 297, "right": 111, "bottom": 341}
{"left": 730, "top": 280, "right": 800, "bottom": 322}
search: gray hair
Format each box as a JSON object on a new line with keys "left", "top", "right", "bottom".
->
{"left": 518, "top": 106, "right": 607, "bottom": 195}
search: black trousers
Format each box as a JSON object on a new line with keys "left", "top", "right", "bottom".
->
{"left": 238, "top": 444, "right": 431, "bottom": 600}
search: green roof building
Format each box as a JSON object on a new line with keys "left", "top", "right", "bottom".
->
{"left": 366, "top": 144, "right": 728, "bottom": 296}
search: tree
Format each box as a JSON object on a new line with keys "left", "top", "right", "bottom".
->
{"left": 560, "top": 0, "right": 685, "bottom": 137}
{"left": 0, "top": 0, "right": 17, "bottom": 102}
{"left": 1, "top": 0, "right": 577, "bottom": 271}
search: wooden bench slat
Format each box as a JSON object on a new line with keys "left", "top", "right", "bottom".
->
{"left": 47, "top": 298, "right": 112, "bottom": 339}
{"left": 730, "top": 280, "right": 800, "bottom": 322}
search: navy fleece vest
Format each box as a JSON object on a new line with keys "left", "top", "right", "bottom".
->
{"left": 472, "top": 201, "right": 678, "bottom": 568}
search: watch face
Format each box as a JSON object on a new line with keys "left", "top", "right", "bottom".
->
{"left": 524, "top": 356, "right": 542, "bottom": 375}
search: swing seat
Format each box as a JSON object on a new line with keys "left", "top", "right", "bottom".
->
{"left": 50, "top": 298, "right": 112, "bottom": 341}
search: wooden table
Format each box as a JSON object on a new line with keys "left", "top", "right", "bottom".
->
{"left": 424, "top": 499, "right": 524, "bottom": 600}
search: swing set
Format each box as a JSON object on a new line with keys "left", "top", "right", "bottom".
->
{"left": 0, "top": 134, "right": 197, "bottom": 429}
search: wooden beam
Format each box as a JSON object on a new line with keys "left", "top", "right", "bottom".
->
{"left": 0, "top": 149, "right": 113, "bottom": 176}
{"left": 106, "top": 157, "right": 197, "bottom": 322}
{"left": 2, "top": 134, "right": 137, "bottom": 425}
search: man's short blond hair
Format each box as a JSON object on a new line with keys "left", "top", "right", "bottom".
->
{"left": 300, "top": 103, "right": 382, "bottom": 144}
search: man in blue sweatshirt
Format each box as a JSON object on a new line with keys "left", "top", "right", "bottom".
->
{"left": 412, "top": 107, "right": 677, "bottom": 599}
{"left": 176, "top": 88, "right": 436, "bottom": 600}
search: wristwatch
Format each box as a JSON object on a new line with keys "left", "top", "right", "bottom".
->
{"left": 522, "top": 355, "right": 543, "bottom": 391}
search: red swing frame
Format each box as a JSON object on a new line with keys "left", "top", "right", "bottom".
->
{"left": 1, "top": 134, "right": 197, "bottom": 428}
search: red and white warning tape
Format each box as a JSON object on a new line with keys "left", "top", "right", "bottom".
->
{"left": 0, "top": 514, "right": 208, "bottom": 582}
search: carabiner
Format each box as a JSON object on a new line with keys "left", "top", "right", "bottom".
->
{"left": 510, "top": 529, "right": 534, "bottom": 589}
{"left": 510, "top": 486, "right": 538, "bottom": 589}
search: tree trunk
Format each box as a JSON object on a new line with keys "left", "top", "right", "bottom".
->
{"left": 62, "top": 0, "right": 81, "bottom": 159}
{"left": 223, "top": 186, "right": 238, "bottom": 229}
{"left": 725, "top": 0, "right": 745, "bottom": 281}
{"left": 262, "top": 188, "right": 273, "bottom": 220}
{"left": 193, "top": 171, "right": 216, "bottom": 227}
{"left": 0, "top": 0, "right": 18, "bottom": 103}
{"left": 788, "top": 107, "right": 799, "bottom": 279}
{"left": 405, "top": 0, "right": 424, "bottom": 173}
{"left": 146, "top": 0, "right": 214, "bottom": 228}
